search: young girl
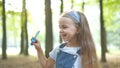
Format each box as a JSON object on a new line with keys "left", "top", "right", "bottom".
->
{"left": 32, "top": 10, "right": 99, "bottom": 68}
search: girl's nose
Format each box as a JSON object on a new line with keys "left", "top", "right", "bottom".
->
{"left": 59, "top": 28, "right": 63, "bottom": 33}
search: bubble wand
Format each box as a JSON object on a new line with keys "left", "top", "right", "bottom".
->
{"left": 31, "top": 30, "right": 40, "bottom": 45}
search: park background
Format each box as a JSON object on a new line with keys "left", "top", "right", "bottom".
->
{"left": 0, "top": 0, "right": 120, "bottom": 68}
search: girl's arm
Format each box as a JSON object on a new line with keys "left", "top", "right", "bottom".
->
{"left": 33, "top": 40, "right": 55, "bottom": 68}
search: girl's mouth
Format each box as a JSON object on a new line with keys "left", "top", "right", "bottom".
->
{"left": 61, "top": 34, "right": 67, "bottom": 39}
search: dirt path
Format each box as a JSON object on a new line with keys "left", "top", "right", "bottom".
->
{"left": 0, "top": 55, "right": 40, "bottom": 68}
{"left": 0, "top": 54, "right": 120, "bottom": 68}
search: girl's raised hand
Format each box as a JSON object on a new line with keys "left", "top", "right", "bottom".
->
{"left": 32, "top": 39, "right": 42, "bottom": 51}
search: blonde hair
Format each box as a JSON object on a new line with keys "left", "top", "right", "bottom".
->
{"left": 61, "top": 11, "right": 100, "bottom": 68}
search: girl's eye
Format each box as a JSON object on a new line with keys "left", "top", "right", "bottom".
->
{"left": 62, "top": 26, "right": 67, "bottom": 29}
{"left": 59, "top": 25, "right": 67, "bottom": 29}
{"left": 63, "top": 25, "right": 68, "bottom": 28}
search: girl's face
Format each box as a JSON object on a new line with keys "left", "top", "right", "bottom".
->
{"left": 59, "top": 17, "right": 79, "bottom": 43}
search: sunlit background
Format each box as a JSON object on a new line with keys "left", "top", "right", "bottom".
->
{"left": 0, "top": 0, "right": 119, "bottom": 56}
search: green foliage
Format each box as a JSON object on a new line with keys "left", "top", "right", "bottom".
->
{"left": 6, "top": 11, "right": 21, "bottom": 30}
{"left": 107, "top": 31, "right": 120, "bottom": 47}
{"left": 103, "top": 0, "right": 120, "bottom": 47}
{"left": 0, "top": 1, "right": 2, "bottom": 15}
{"left": 6, "top": 11, "right": 21, "bottom": 47}
{"left": 0, "top": 1, "right": 2, "bottom": 47}
{"left": 0, "top": 1, "right": 2, "bottom": 23}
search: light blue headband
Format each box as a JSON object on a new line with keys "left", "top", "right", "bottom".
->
{"left": 68, "top": 11, "right": 81, "bottom": 23}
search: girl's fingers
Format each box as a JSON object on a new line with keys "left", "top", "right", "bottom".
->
{"left": 32, "top": 39, "right": 42, "bottom": 51}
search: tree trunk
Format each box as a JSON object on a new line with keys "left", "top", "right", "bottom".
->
{"left": 99, "top": 0, "right": 107, "bottom": 62}
{"left": 20, "top": 28, "right": 24, "bottom": 54}
{"left": 24, "top": 7, "right": 28, "bottom": 55}
{"left": 82, "top": 0, "right": 85, "bottom": 12}
{"left": 45, "top": 0, "right": 53, "bottom": 58}
{"left": 59, "top": 0, "right": 64, "bottom": 43}
{"left": 71, "top": 0, "right": 74, "bottom": 9}
{"left": 2, "top": 0, "right": 7, "bottom": 59}
{"left": 20, "top": 0, "right": 28, "bottom": 55}
{"left": 23, "top": 0, "right": 28, "bottom": 55}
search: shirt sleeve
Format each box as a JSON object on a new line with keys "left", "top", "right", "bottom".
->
{"left": 49, "top": 45, "right": 59, "bottom": 61}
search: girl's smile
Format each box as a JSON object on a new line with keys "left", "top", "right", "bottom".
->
{"left": 60, "top": 33, "right": 66, "bottom": 39}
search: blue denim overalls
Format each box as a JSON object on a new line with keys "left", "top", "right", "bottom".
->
{"left": 56, "top": 43, "right": 80, "bottom": 68}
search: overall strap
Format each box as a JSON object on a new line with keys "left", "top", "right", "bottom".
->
{"left": 59, "top": 43, "right": 81, "bottom": 55}
{"left": 77, "top": 49, "right": 81, "bottom": 55}
{"left": 59, "top": 43, "right": 66, "bottom": 48}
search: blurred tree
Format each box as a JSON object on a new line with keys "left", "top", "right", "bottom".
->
{"left": 6, "top": 10, "right": 21, "bottom": 48}
{"left": 2, "top": 0, "right": 21, "bottom": 49}
{"left": 71, "top": 0, "right": 74, "bottom": 9}
{"left": 20, "top": 0, "right": 29, "bottom": 55}
{"left": 59, "top": 0, "right": 64, "bottom": 43}
{"left": 45, "top": 0, "right": 53, "bottom": 58}
{"left": 2, "top": 0, "right": 7, "bottom": 59}
{"left": 0, "top": 0, "right": 2, "bottom": 42}
{"left": 82, "top": 0, "right": 85, "bottom": 12}
{"left": 99, "top": 0, "right": 107, "bottom": 62}
{"left": 0, "top": 1, "right": 2, "bottom": 15}
{"left": 60, "top": 0, "right": 64, "bottom": 13}
{"left": 103, "top": 0, "right": 120, "bottom": 48}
